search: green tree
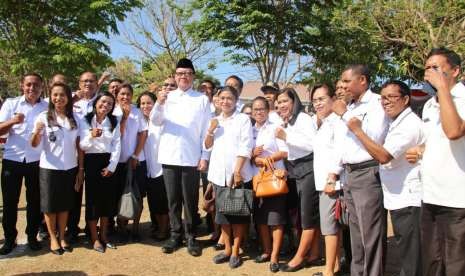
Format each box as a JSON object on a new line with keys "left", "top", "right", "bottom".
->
{"left": 0, "top": 0, "right": 141, "bottom": 94}
{"left": 188, "top": 0, "right": 331, "bottom": 84}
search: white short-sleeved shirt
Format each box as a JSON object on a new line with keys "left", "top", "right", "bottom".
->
{"left": 313, "top": 113, "right": 342, "bottom": 191}
{"left": 144, "top": 119, "right": 163, "bottom": 178}
{"left": 421, "top": 82, "right": 465, "bottom": 208}
{"left": 338, "top": 89, "right": 389, "bottom": 165}
{"left": 33, "top": 112, "right": 79, "bottom": 170}
{"left": 252, "top": 120, "right": 288, "bottom": 175}
{"left": 79, "top": 115, "right": 121, "bottom": 172}
{"left": 0, "top": 96, "right": 48, "bottom": 162}
{"left": 73, "top": 94, "right": 97, "bottom": 119}
{"left": 207, "top": 112, "right": 254, "bottom": 186}
{"left": 283, "top": 112, "right": 316, "bottom": 161}
{"left": 150, "top": 88, "right": 212, "bottom": 166}
{"left": 113, "top": 105, "right": 147, "bottom": 163}
{"left": 379, "top": 107, "right": 425, "bottom": 210}
{"left": 268, "top": 111, "right": 283, "bottom": 125}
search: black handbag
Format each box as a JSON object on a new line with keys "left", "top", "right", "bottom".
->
{"left": 117, "top": 165, "right": 141, "bottom": 220}
{"left": 217, "top": 184, "right": 253, "bottom": 217}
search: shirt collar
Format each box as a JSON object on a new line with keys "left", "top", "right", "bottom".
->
{"left": 389, "top": 107, "right": 412, "bottom": 129}
{"left": 219, "top": 110, "right": 240, "bottom": 121}
{"left": 254, "top": 119, "right": 271, "bottom": 130}
{"left": 19, "top": 95, "right": 42, "bottom": 104}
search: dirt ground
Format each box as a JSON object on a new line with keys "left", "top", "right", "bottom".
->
{"left": 0, "top": 186, "right": 400, "bottom": 276}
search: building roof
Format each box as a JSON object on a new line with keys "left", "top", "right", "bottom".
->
{"left": 240, "top": 81, "right": 310, "bottom": 104}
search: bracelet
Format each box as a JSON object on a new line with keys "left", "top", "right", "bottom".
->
{"left": 131, "top": 154, "right": 139, "bottom": 160}
{"left": 207, "top": 131, "right": 214, "bottom": 137}
{"left": 326, "top": 180, "right": 336, "bottom": 186}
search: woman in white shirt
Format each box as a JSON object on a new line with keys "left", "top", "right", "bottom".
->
{"left": 79, "top": 91, "right": 121, "bottom": 253}
{"left": 137, "top": 91, "right": 169, "bottom": 241}
{"left": 311, "top": 84, "right": 343, "bottom": 276}
{"left": 113, "top": 83, "right": 148, "bottom": 242}
{"left": 30, "top": 83, "right": 80, "bottom": 255}
{"left": 205, "top": 86, "right": 254, "bottom": 269}
{"left": 275, "top": 88, "right": 319, "bottom": 272}
{"left": 250, "top": 96, "right": 288, "bottom": 273}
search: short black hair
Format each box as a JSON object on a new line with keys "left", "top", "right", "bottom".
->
{"left": 252, "top": 96, "right": 270, "bottom": 111}
{"left": 427, "top": 47, "right": 462, "bottom": 69}
{"left": 310, "top": 83, "right": 335, "bottom": 101}
{"left": 200, "top": 79, "right": 216, "bottom": 90}
{"left": 225, "top": 75, "right": 243, "bottom": 90}
{"left": 109, "top": 78, "right": 123, "bottom": 84}
{"left": 343, "top": 64, "right": 371, "bottom": 84}
{"left": 21, "top": 73, "right": 43, "bottom": 83}
{"left": 381, "top": 80, "right": 411, "bottom": 97}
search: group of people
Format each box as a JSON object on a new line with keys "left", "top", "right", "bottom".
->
{"left": 0, "top": 48, "right": 464, "bottom": 276}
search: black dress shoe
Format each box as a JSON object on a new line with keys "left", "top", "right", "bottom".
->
{"left": 162, "top": 238, "right": 181, "bottom": 254}
{"left": 28, "top": 238, "right": 42, "bottom": 251}
{"left": 312, "top": 272, "right": 323, "bottom": 276}
{"left": 213, "top": 243, "right": 225, "bottom": 251}
{"left": 62, "top": 245, "right": 73, "bottom": 253}
{"left": 104, "top": 242, "right": 117, "bottom": 250}
{"left": 254, "top": 254, "right": 271, "bottom": 263}
{"left": 187, "top": 238, "right": 202, "bottom": 257}
{"left": 212, "top": 252, "right": 230, "bottom": 264}
{"left": 50, "top": 247, "right": 64, "bottom": 255}
{"left": 270, "top": 262, "right": 280, "bottom": 273}
{"left": 280, "top": 261, "right": 306, "bottom": 272}
{"left": 0, "top": 241, "right": 17, "bottom": 255}
{"left": 306, "top": 257, "right": 325, "bottom": 268}
{"left": 131, "top": 233, "right": 141, "bottom": 243}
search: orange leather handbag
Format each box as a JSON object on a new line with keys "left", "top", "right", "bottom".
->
{"left": 253, "top": 157, "right": 288, "bottom": 197}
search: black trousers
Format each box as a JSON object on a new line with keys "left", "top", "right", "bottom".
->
{"left": 422, "top": 203, "right": 465, "bottom": 276}
{"left": 390, "top": 206, "right": 422, "bottom": 276}
{"left": 344, "top": 165, "right": 387, "bottom": 276}
{"left": 1, "top": 159, "right": 41, "bottom": 242}
{"left": 162, "top": 165, "right": 199, "bottom": 240}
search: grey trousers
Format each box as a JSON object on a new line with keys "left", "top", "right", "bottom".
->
{"left": 422, "top": 203, "right": 465, "bottom": 276}
{"left": 162, "top": 165, "right": 200, "bottom": 240}
{"left": 344, "top": 165, "right": 387, "bottom": 276}
{"left": 390, "top": 206, "right": 422, "bottom": 276}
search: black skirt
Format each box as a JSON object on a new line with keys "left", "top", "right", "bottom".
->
{"left": 40, "top": 167, "right": 77, "bottom": 213}
{"left": 84, "top": 153, "right": 116, "bottom": 220}
{"left": 253, "top": 195, "right": 287, "bottom": 226}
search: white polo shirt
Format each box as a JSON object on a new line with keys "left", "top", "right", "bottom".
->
{"left": 313, "top": 113, "right": 342, "bottom": 191}
{"left": 144, "top": 119, "right": 163, "bottom": 178}
{"left": 113, "top": 105, "right": 147, "bottom": 163}
{"left": 33, "top": 112, "right": 80, "bottom": 170}
{"left": 150, "top": 87, "right": 211, "bottom": 166}
{"left": 421, "top": 82, "right": 465, "bottom": 208}
{"left": 338, "top": 89, "right": 389, "bottom": 165}
{"left": 207, "top": 112, "right": 254, "bottom": 186}
{"left": 252, "top": 120, "right": 288, "bottom": 175}
{"left": 379, "top": 107, "right": 425, "bottom": 210}
{"left": 283, "top": 112, "right": 316, "bottom": 161}
{"left": 0, "top": 96, "right": 48, "bottom": 163}
{"left": 79, "top": 115, "right": 121, "bottom": 172}
{"left": 73, "top": 94, "right": 97, "bottom": 119}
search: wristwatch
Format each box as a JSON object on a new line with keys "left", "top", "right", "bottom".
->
{"left": 131, "top": 154, "right": 139, "bottom": 161}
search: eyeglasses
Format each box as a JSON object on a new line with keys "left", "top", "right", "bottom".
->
{"left": 163, "top": 83, "right": 177, "bottom": 87}
{"left": 380, "top": 94, "right": 403, "bottom": 103}
{"left": 311, "top": 97, "right": 329, "bottom": 104}
{"left": 79, "top": 79, "right": 96, "bottom": 83}
{"left": 252, "top": 108, "right": 267, "bottom": 113}
{"left": 175, "top": 71, "right": 194, "bottom": 77}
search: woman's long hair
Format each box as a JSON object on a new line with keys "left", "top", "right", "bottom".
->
{"left": 277, "top": 87, "right": 304, "bottom": 126}
{"left": 84, "top": 91, "right": 118, "bottom": 131}
{"left": 47, "top": 83, "right": 77, "bottom": 129}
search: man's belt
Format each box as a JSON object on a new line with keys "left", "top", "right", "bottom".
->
{"left": 345, "top": 159, "right": 378, "bottom": 173}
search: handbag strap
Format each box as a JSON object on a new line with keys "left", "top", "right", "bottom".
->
{"left": 265, "top": 157, "right": 276, "bottom": 172}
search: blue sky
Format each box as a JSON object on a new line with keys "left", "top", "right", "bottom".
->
{"left": 101, "top": 21, "right": 259, "bottom": 84}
